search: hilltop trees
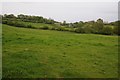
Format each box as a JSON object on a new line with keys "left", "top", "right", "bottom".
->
{"left": 4, "top": 14, "right": 16, "bottom": 18}
{"left": 2, "top": 14, "right": 119, "bottom": 35}
{"left": 72, "top": 21, "right": 84, "bottom": 28}
{"left": 96, "top": 18, "right": 104, "bottom": 33}
{"left": 3, "top": 14, "right": 56, "bottom": 24}
{"left": 63, "top": 21, "right": 66, "bottom": 26}
{"left": 2, "top": 20, "right": 33, "bottom": 28}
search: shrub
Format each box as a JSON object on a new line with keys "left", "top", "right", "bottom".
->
{"left": 49, "top": 27, "right": 55, "bottom": 30}
{"left": 113, "top": 26, "right": 119, "bottom": 35}
{"left": 26, "top": 24, "right": 32, "bottom": 28}
{"left": 2, "top": 20, "right": 34, "bottom": 29}
{"left": 2, "top": 20, "right": 7, "bottom": 24}
{"left": 41, "top": 26, "right": 49, "bottom": 30}
{"left": 102, "top": 26, "right": 113, "bottom": 35}
{"left": 69, "top": 28, "right": 75, "bottom": 32}
{"left": 75, "top": 27, "right": 85, "bottom": 33}
{"left": 60, "top": 27, "right": 66, "bottom": 31}
{"left": 6, "top": 20, "right": 14, "bottom": 26}
{"left": 84, "top": 27, "right": 92, "bottom": 33}
{"left": 57, "top": 27, "right": 67, "bottom": 31}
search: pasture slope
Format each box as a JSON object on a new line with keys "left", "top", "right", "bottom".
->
{"left": 2, "top": 24, "right": 118, "bottom": 78}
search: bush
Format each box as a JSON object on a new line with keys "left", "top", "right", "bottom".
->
{"left": 75, "top": 27, "right": 85, "bottom": 33}
{"left": 6, "top": 20, "right": 14, "bottom": 26}
{"left": 69, "top": 28, "right": 75, "bottom": 32}
{"left": 113, "top": 26, "right": 119, "bottom": 35}
{"left": 49, "top": 27, "right": 55, "bottom": 30}
{"left": 2, "top": 20, "right": 7, "bottom": 24}
{"left": 56, "top": 27, "right": 66, "bottom": 31}
{"left": 102, "top": 26, "right": 113, "bottom": 35}
{"left": 41, "top": 26, "right": 49, "bottom": 30}
{"left": 14, "top": 22, "right": 26, "bottom": 27}
{"left": 84, "top": 27, "right": 92, "bottom": 33}
{"left": 2, "top": 20, "right": 34, "bottom": 29}
{"left": 26, "top": 24, "right": 32, "bottom": 28}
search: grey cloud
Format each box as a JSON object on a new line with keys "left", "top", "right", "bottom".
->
{"left": 2, "top": 2, "right": 118, "bottom": 22}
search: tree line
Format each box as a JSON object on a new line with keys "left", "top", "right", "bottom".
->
{"left": 1, "top": 14, "right": 120, "bottom": 35}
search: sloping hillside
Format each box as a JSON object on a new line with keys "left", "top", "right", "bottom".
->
{"left": 2, "top": 24, "right": 118, "bottom": 78}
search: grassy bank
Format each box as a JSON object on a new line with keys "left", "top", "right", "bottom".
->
{"left": 2, "top": 24, "right": 118, "bottom": 78}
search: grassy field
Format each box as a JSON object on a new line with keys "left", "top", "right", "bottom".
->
{"left": 2, "top": 24, "right": 118, "bottom": 78}
{"left": 0, "top": 24, "right": 2, "bottom": 79}
{"left": 19, "top": 21, "right": 56, "bottom": 29}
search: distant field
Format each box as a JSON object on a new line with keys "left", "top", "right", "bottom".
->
{"left": 20, "top": 21, "right": 56, "bottom": 28}
{"left": 2, "top": 24, "right": 118, "bottom": 78}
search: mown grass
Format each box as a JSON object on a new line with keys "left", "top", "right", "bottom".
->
{"left": 2, "top": 24, "right": 118, "bottom": 78}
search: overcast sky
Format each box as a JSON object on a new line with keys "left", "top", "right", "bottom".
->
{"left": 2, "top": 2, "right": 118, "bottom": 23}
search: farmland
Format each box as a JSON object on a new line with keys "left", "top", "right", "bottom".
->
{"left": 2, "top": 24, "right": 118, "bottom": 78}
